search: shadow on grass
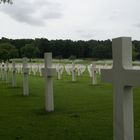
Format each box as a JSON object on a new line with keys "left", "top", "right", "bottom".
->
{"left": 68, "top": 113, "right": 80, "bottom": 118}
{"left": 66, "top": 81, "right": 81, "bottom": 84}
{"left": 0, "top": 81, "right": 9, "bottom": 85}
{"left": 33, "top": 108, "right": 55, "bottom": 116}
{"left": 32, "top": 108, "right": 81, "bottom": 119}
{"left": 88, "top": 84, "right": 103, "bottom": 87}
{"left": 4, "top": 93, "right": 30, "bottom": 98}
{"left": 7, "top": 86, "right": 21, "bottom": 89}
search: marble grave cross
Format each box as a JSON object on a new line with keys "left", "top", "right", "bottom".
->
{"left": 72, "top": 61, "right": 76, "bottom": 82}
{"left": 91, "top": 62, "right": 97, "bottom": 85}
{"left": 101, "top": 37, "right": 140, "bottom": 140}
{"left": 42, "top": 53, "right": 56, "bottom": 112}
{"left": 5, "top": 61, "right": 9, "bottom": 82}
{"left": 1, "top": 61, "right": 5, "bottom": 81}
{"left": 12, "top": 60, "right": 16, "bottom": 87}
{"left": 57, "top": 64, "right": 62, "bottom": 80}
{"left": 22, "top": 57, "right": 29, "bottom": 96}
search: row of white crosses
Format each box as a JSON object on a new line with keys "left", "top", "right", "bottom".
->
{"left": 13, "top": 53, "right": 55, "bottom": 111}
{"left": 0, "top": 58, "right": 29, "bottom": 96}
{"left": 65, "top": 63, "right": 86, "bottom": 76}
{"left": 65, "top": 62, "right": 87, "bottom": 82}
{"left": 101, "top": 37, "right": 140, "bottom": 140}
{"left": 2, "top": 61, "right": 100, "bottom": 80}
{"left": 1, "top": 61, "right": 11, "bottom": 83}
{"left": 0, "top": 60, "right": 18, "bottom": 87}
{"left": 29, "top": 63, "right": 44, "bottom": 76}
{"left": 1, "top": 60, "right": 98, "bottom": 87}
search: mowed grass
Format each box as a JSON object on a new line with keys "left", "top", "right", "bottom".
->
{"left": 0, "top": 72, "right": 140, "bottom": 140}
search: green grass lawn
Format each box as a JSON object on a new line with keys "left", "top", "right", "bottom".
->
{"left": 0, "top": 72, "right": 140, "bottom": 140}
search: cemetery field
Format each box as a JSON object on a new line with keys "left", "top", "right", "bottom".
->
{"left": 0, "top": 73, "right": 140, "bottom": 140}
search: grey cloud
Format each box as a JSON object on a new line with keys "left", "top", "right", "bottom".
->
{"left": 76, "top": 30, "right": 96, "bottom": 39}
{"left": 0, "top": 0, "right": 63, "bottom": 26}
{"left": 109, "top": 11, "right": 119, "bottom": 20}
{"left": 134, "top": 23, "right": 140, "bottom": 28}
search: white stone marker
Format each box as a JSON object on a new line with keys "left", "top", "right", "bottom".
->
{"left": 42, "top": 53, "right": 56, "bottom": 112}
{"left": 91, "top": 62, "right": 97, "bottom": 85}
{"left": 101, "top": 37, "right": 140, "bottom": 140}
{"left": 22, "top": 57, "right": 29, "bottom": 96}
{"left": 56, "top": 64, "right": 63, "bottom": 80}
{"left": 12, "top": 60, "right": 16, "bottom": 87}
{"left": 58, "top": 64, "right": 61, "bottom": 80}
{"left": 72, "top": 61, "right": 76, "bottom": 82}
{"left": 1, "top": 61, "right": 5, "bottom": 81}
{"left": 5, "top": 61, "right": 9, "bottom": 83}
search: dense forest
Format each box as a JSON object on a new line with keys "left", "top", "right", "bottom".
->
{"left": 0, "top": 37, "right": 140, "bottom": 61}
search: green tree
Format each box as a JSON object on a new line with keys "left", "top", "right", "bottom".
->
{"left": 0, "top": 43, "right": 18, "bottom": 61}
{"left": 132, "top": 44, "right": 139, "bottom": 61}
{"left": 34, "top": 38, "right": 50, "bottom": 58}
{"left": 69, "top": 55, "right": 76, "bottom": 60}
{"left": 133, "top": 41, "right": 140, "bottom": 60}
{"left": 92, "top": 44, "right": 112, "bottom": 60}
{"left": 20, "top": 43, "right": 40, "bottom": 61}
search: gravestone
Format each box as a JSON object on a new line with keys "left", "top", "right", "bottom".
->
{"left": 42, "top": 53, "right": 56, "bottom": 112}
{"left": 1, "top": 61, "right": 5, "bottom": 81}
{"left": 87, "top": 64, "right": 93, "bottom": 77}
{"left": 65, "top": 64, "right": 71, "bottom": 75}
{"left": 91, "top": 62, "right": 97, "bottom": 85}
{"left": 12, "top": 60, "right": 16, "bottom": 87}
{"left": 17, "top": 64, "right": 22, "bottom": 74}
{"left": 101, "top": 37, "right": 140, "bottom": 140}
{"left": 72, "top": 61, "right": 76, "bottom": 82}
{"left": 5, "top": 61, "right": 9, "bottom": 83}
{"left": 29, "top": 64, "right": 32, "bottom": 75}
{"left": 77, "top": 64, "right": 84, "bottom": 76}
{"left": 22, "top": 57, "right": 29, "bottom": 96}
{"left": 56, "top": 64, "right": 63, "bottom": 80}
{"left": 76, "top": 64, "right": 86, "bottom": 76}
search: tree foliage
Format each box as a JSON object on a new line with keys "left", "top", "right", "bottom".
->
{"left": 92, "top": 44, "right": 112, "bottom": 59}
{"left": 20, "top": 43, "right": 40, "bottom": 60}
{"left": 0, "top": 37, "right": 140, "bottom": 60}
{"left": 0, "top": 43, "right": 18, "bottom": 61}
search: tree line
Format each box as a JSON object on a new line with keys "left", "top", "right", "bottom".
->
{"left": 0, "top": 37, "right": 140, "bottom": 61}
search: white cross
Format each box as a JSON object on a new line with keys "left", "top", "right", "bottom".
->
{"left": 22, "top": 57, "right": 29, "bottom": 96}
{"left": 1, "top": 61, "right": 5, "bottom": 81}
{"left": 56, "top": 64, "right": 63, "bottom": 80}
{"left": 72, "top": 61, "right": 76, "bottom": 82}
{"left": 5, "top": 61, "right": 9, "bottom": 83}
{"left": 101, "top": 37, "right": 140, "bottom": 140}
{"left": 91, "top": 62, "right": 97, "bottom": 85}
{"left": 42, "top": 53, "right": 56, "bottom": 112}
{"left": 12, "top": 60, "right": 16, "bottom": 87}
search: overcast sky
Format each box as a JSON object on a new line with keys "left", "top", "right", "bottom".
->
{"left": 0, "top": 0, "right": 140, "bottom": 40}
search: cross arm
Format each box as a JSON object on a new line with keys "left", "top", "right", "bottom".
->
{"left": 124, "top": 69, "right": 140, "bottom": 87}
{"left": 47, "top": 67, "right": 56, "bottom": 77}
{"left": 101, "top": 69, "right": 113, "bottom": 83}
{"left": 41, "top": 67, "right": 56, "bottom": 77}
{"left": 22, "top": 67, "right": 29, "bottom": 74}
